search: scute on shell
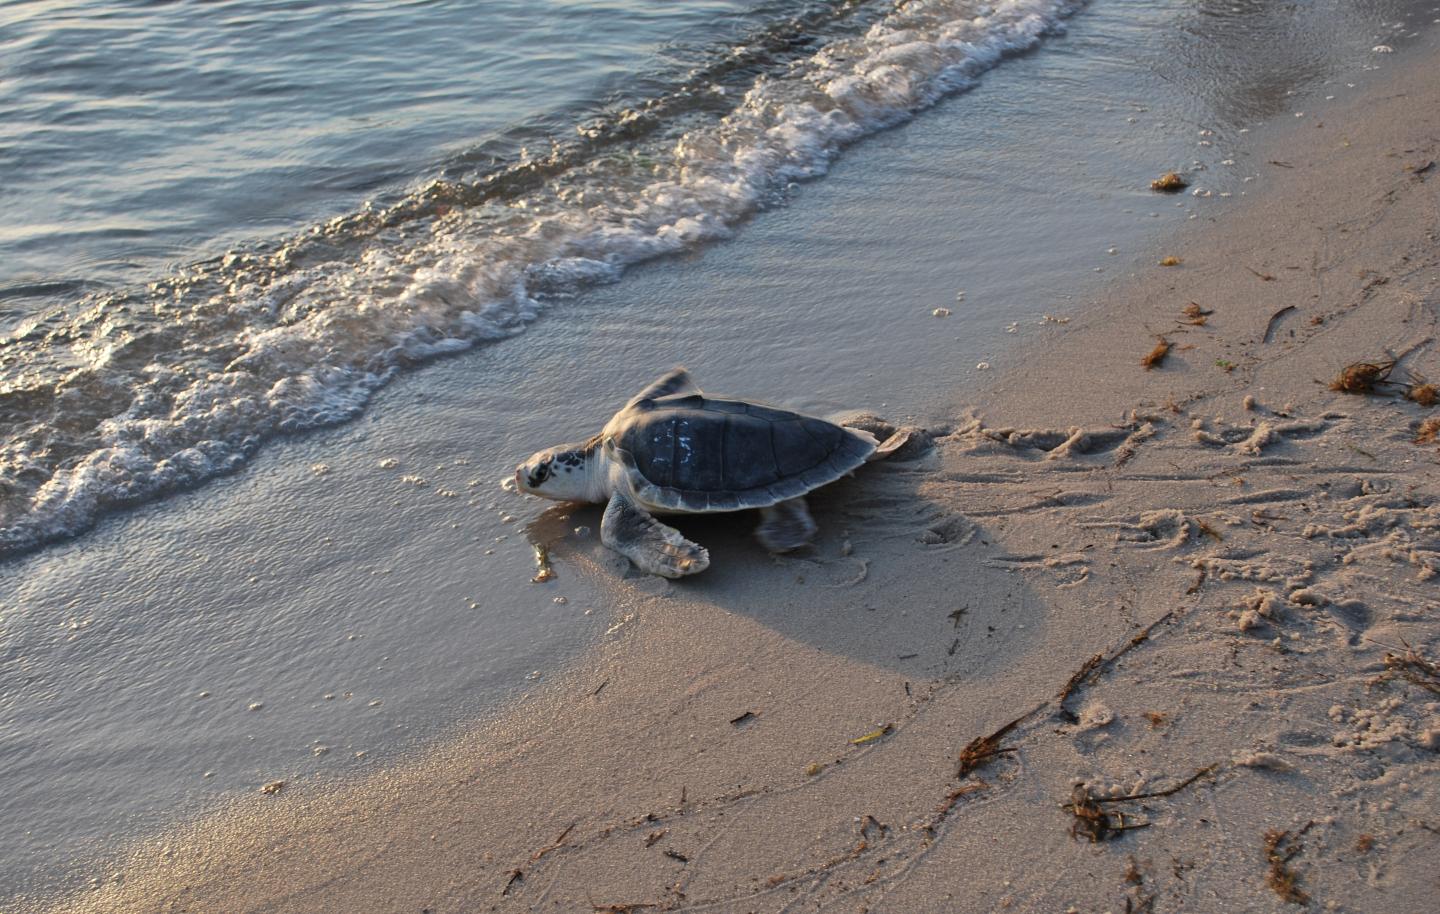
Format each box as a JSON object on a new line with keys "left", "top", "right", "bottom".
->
{"left": 605, "top": 394, "right": 874, "bottom": 512}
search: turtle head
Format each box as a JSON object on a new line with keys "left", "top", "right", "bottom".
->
{"left": 515, "top": 438, "right": 603, "bottom": 502}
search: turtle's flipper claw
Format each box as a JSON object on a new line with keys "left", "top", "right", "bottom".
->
{"left": 602, "top": 492, "right": 710, "bottom": 578}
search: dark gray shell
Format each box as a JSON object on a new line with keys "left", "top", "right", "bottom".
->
{"left": 603, "top": 393, "right": 875, "bottom": 512}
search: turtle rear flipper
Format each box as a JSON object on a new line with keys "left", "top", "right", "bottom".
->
{"left": 870, "top": 427, "right": 927, "bottom": 460}
{"left": 838, "top": 415, "right": 930, "bottom": 461}
{"left": 602, "top": 492, "right": 709, "bottom": 578}
{"left": 755, "top": 497, "right": 816, "bottom": 553}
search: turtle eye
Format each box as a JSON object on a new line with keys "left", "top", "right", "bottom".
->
{"left": 531, "top": 460, "right": 551, "bottom": 486}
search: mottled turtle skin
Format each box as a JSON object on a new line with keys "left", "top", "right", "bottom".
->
{"left": 515, "top": 368, "right": 897, "bottom": 578}
{"left": 603, "top": 392, "right": 875, "bottom": 515}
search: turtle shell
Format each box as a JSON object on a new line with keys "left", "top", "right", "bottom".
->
{"left": 603, "top": 394, "right": 875, "bottom": 513}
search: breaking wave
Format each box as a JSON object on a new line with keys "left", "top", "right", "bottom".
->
{"left": 0, "top": 0, "right": 1080, "bottom": 558}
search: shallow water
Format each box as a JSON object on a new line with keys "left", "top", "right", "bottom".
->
{"left": 3, "top": 0, "right": 1437, "bottom": 901}
{"left": 2, "top": 0, "right": 1086, "bottom": 559}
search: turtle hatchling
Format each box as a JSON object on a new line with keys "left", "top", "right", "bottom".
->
{"left": 514, "top": 368, "right": 918, "bottom": 578}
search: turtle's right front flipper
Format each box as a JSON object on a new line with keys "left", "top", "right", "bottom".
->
{"left": 602, "top": 492, "right": 709, "bottom": 578}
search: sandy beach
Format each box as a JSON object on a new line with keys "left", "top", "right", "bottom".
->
{"left": 24, "top": 15, "right": 1440, "bottom": 914}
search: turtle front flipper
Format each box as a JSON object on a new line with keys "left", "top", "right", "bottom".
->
{"left": 602, "top": 492, "right": 710, "bottom": 578}
{"left": 755, "top": 497, "right": 817, "bottom": 553}
{"left": 625, "top": 367, "right": 700, "bottom": 408}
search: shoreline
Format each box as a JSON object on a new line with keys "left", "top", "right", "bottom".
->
{"left": 32, "top": 21, "right": 1440, "bottom": 914}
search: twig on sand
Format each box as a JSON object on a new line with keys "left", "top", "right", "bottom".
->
{"left": 502, "top": 868, "right": 524, "bottom": 896}
{"left": 924, "top": 783, "right": 989, "bottom": 841}
{"left": 1057, "top": 654, "right": 1105, "bottom": 721}
{"left": 1057, "top": 610, "right": 1177, "bottom": 723}
{"left": 532, "top": 823, "right": 576, "bottom": 861}
{"left": 1262, "top": 305, "right": 1296, "bottom": 343}
{"left": 1246, "top": 266, "right": 1276, "bottom": 281}
{"left": 1110, "top": 764, "right": 1220, "bottom": 802}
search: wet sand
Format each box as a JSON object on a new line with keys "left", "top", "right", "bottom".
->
{"left": 31, "top": 20, "right": 1440, "bottom": 914}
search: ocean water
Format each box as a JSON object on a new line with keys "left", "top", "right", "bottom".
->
{"left": 3, "top": 0, "right": 1437, "bottom": 902}
{"left": 1, "top": 0, "right": 1084, "bottom": 559}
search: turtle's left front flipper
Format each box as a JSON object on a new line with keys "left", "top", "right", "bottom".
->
{"left": 602, "top": 492, "right": 710, "bottom": 578}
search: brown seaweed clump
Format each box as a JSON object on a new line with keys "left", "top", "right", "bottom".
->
{"left": 1263, "top": 829, "right": 1310, "bottom": 904}
{"left": 1142, "top": 338, "right": 1172, "bottom": 370}
{"left": 1151, "top": 172, "right": 1189, "bottom": 193}
{"left": 1416, "top": 417, "right": 1440, "bottom": 444}
{"left": 1406, "top": 383, "right": 1438, "bottom": 407}
{"left": 1329, "top": 359, "right": 1396, "bottom": 394}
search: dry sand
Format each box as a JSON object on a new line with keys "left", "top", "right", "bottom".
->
{"left": 35, "top": 31, "right": 1440, "bottom": 914}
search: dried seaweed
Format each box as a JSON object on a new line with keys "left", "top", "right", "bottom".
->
{"left": 1408, "top": 383, "right": 1439, "bottom": 407}
{"left": 1065, "top": 785, "right": 1151, "bottom": 842}
{"left": 1065, "top": 765, "right": 1220, "bottom": 842}
{"left": 1142, "top": 338, "right": 1172, "bottom": 370}
{"left": 1329, "top": 359, "right": 1396, "bottom": 394}
{"left": 1384, "top": 642, "right": 1440, "bottom": 694}
{"left": 956, "top": 713, "right": 1026, "bottom": 778}
{"left": 1416, "top": 417, "right": 1440, "bottom": 444}
{"left": 1181, "top": 302, "right": 1211, "bottom": 326}
{"left": 1263, "top": 827, "right": 1311, "bottom": 904}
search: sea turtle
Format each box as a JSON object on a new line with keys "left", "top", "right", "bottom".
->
{"left": 514, "top": 368, "right": 913, "bottom": 578}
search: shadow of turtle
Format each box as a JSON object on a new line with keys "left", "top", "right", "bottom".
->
{"left": 529, "top": 453, "right": 1048, "bottom": 682}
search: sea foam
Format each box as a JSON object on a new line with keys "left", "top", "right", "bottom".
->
{"left": 0, "top": 0, "right": 1079, "bottom": 557}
